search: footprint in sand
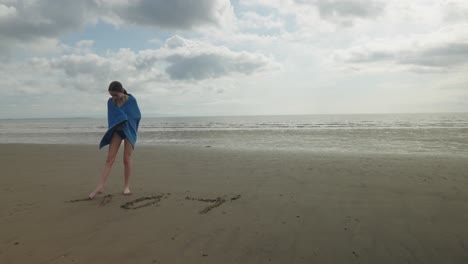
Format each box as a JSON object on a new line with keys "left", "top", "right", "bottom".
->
{"left": 98, "top": 195, "right": 113, "bottom": 206}
{"left": 120, "top": 194, "right": 167, "bottom": 210}
{"left": 343, "top": 215, "right": 360, "bottom": 231}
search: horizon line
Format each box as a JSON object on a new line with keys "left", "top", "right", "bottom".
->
{"left": 1, "top": 111, "right": 468, "bottom": 120}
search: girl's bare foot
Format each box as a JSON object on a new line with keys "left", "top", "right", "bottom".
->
{"left": 123, "top": 187, "right": 132, "bottom": 195}
{"left": 89, "top": 186, "right": 104, "bottom": 199}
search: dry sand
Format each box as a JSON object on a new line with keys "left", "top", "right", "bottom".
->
{"left": 1, "top": 144, "right": 468, "bottom": 264}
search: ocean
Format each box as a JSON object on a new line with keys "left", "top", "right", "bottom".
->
{"left": 1, "top": 113, "right": 467, "bottom": 156}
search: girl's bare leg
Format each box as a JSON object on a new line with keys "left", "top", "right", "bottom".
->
{"left": 123, "top": 139, "right": 133, "bottom": 195}
{"left": 89, "top": 133, "right": 122, "bottom": 199}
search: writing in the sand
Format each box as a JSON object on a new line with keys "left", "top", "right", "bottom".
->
{"left": 66, "top": 193, "right": 242, "bottom": 214}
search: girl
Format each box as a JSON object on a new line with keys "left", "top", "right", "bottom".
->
{"left": 89, "top": 81, "right": 141, "bottom": 199}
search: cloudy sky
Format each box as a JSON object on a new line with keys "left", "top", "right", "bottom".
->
{"left": 1, "top": 0, "right": 467, "bottom": 118}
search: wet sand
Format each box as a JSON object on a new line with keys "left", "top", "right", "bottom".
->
{"left": 1, "top": 144, "right": 468, "bottom": 264}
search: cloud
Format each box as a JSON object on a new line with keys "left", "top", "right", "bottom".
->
{"left": 0, "top": 59, "right": 63, "bottom": 96}
{"left": 161, "top": 36, "right": 278, "bottom": 80}
{"left": 239, "top": 0, "right": 385, "bottom": 27}
{"left": 0, "top": 3, "right": 16, "bottom": 18}
{"left": 332, "top": 24, "right": 468, "bottom": 73}
{"left": 46, "top": 48, "right": 166, "bottom": 93}
{"left": 0, "top": 0, "right": 96, "bottom": 41}
{"left": 238, "top": 12, "right": 285, "bottom": 34}
{"left": 0, "top": 0, "right": 97, "bottom": 55}
{"left": 399, "top": 42, "right": 468, "bottom": 68}
{"left": 50, "top": 54, "right": 111, "bottom": 80}
{"left": 107, "top": 0, "right": 235, "bottom": 30}
{"left": 0, "top": 0, "right": 236, "bottom": 55}
{"left": 164, "top": 35, "right": 189, "bottom": 49}
{"left": 443, "top": 0, "right": 468, "bottom": 23}
{"left": 165, "top": 53, "right": 270, "bottom": 80}
{"left": 294, "top": 0, "right": 385, "bottom": 19}
{"left": 1, "top": 36, "right": 278, "bottom": 97}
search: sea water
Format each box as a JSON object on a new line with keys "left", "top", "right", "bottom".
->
{"left": 1, "top": 113, "right": 467, "bottom": 156}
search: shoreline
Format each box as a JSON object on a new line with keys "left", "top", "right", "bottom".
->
{"left": 1, "top": 142, "right": 467, "bottom": 159}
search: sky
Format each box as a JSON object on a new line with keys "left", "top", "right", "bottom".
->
{"left": 0, "top": 0, "right": 467, "bottom": 118}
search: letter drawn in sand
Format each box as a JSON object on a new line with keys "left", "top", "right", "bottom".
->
{"left": 185, "top": 194, "right": 241, "bottom": 214}
{"left": 120, "top": 194, "right": 168, "bottom": 210}
{"left": 66, "top": 193, "right": 240, "bottom": 213}
{"left": 65, "top": 194, "right": 113, "bottom": 207}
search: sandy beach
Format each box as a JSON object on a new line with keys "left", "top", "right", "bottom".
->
{"left": 1, "top": 143, "right": 468, "bottom": 264}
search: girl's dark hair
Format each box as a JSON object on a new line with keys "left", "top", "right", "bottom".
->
{"left": 108, "top": 81, "right": 128, "bottom": 95}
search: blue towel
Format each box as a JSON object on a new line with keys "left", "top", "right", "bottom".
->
{"left": 99, "top": 94, "right": 141, "bottom": 149}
